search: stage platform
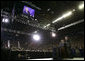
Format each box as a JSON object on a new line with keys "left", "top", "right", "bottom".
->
{"left": 27, "top": 58, "right": 84, "bottom": 60}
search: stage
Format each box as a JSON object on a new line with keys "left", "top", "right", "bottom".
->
{"left": 27, "top": 58, "right": 84, "bottom": 60}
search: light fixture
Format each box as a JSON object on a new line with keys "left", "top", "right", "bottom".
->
{"left": 58, "top": 19, "right": 84, "bottom": 30}
{"left": 79, "top": 2, "right": 84, "bottom": 10}
{"left": 51, "top": 32, "right": 56, "bottom": 37}
{"left": 44, "top": 26, "right": 47, "bottom": 28}
{"left": 46, "top": 24, "right": 50, "bottom": 27}
{"left": 33, "top": 34, "right": 40, "bottom": 41}
{"left": 43, "top": 24, "right": 50, "bottom": 28}
{"left": 52, "top": 11, "right": 72, "bottom": 23}
{"left": 52, "top": 16, "right": 63, "bottom": 23}
{"left": 62, "top": 11, "right": 72, "bottom": 18}
{"left": 2, "top": 18, "right": 9, "bottom": 23}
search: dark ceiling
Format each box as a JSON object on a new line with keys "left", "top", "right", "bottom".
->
{"left": 1, "top": 1, "right": 84, "bottom": 25}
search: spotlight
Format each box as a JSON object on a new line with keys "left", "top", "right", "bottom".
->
{"left": 52, "top": 32, "right": 56, "bottom": 37}
{"left": 62, "top": 11, "right": 72, "bottom": 18}
{"left": 33, "top": 34, "right": 40, "bottom": 41}
{"left": 52, "top": 11, "right": 72, "bottom": 23}
{"left": 2, "top": 18, "right": 9, "bottom": 23}
{"left": 79, "top": 2, "right": 84, "bottom": 10}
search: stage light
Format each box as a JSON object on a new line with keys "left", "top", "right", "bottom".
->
{"left": 52, "top": 32, "right": 56, "bottom": 37}
{"left": 46, "top": 24, "right": 50, "bottom": 27}
{"left": 52, "top": 16, "right": 63, "bottom": 23}
{"left": 52, "top": 11, "right": 72, "bottom": 23}
{"left": 2, "top": 18, "right": 9, "bottom": 23}
{"left": 44, "top": 26, "right": 47, "bottom": 28}
{"left": 58, "top": 19, "right": 84, "bottom": 30}
{"left": 79, "top": 2, "right": 84, "bottom": 10}
{"left": 43, "top": 24, "right": 50, "bottom": 28}
{"left": 33, "top": 34, "right": 40, "bottom": 41}
{"left": 62, "top": 11, "right": 72, "bottom": 18}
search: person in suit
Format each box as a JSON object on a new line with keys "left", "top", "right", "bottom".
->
{"left": 59, "top": 39, "right": 66, "bottom": 58}
{"left": 64, "top": 36, "right": 71, "bottom": 58}
{"left": 24, "top": 7, "right": 30, "bottom": 17}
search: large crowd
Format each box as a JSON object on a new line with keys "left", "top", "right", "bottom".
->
{"left": 1, "top": 35, "right": 84, "bottom": 60}
{"left": 53, "top": 36, "right": 84, "bottom": 59}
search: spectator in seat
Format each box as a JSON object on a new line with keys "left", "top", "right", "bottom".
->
{"left": 58, "top": 39, "right": 66, "bottom": 58}
{"left": 79, "top": 45, "right": 84, "bottom": 57}
{"left": 70, "top": 45, "right": 76, "bottom": 57}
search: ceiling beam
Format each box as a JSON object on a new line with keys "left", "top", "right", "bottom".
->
{"left": 58, "top": 19, "right": 84, "bottom": 30}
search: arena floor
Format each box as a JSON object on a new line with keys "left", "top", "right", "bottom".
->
{"left": 63, "top": 58, "right": 84, "bottom": 60}
{"left": 27, "top": 58, "right": 84, "bottom": 60}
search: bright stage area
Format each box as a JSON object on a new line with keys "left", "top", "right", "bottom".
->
{"left": 27, "top": 58, "right": 84, "bottom": 60}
